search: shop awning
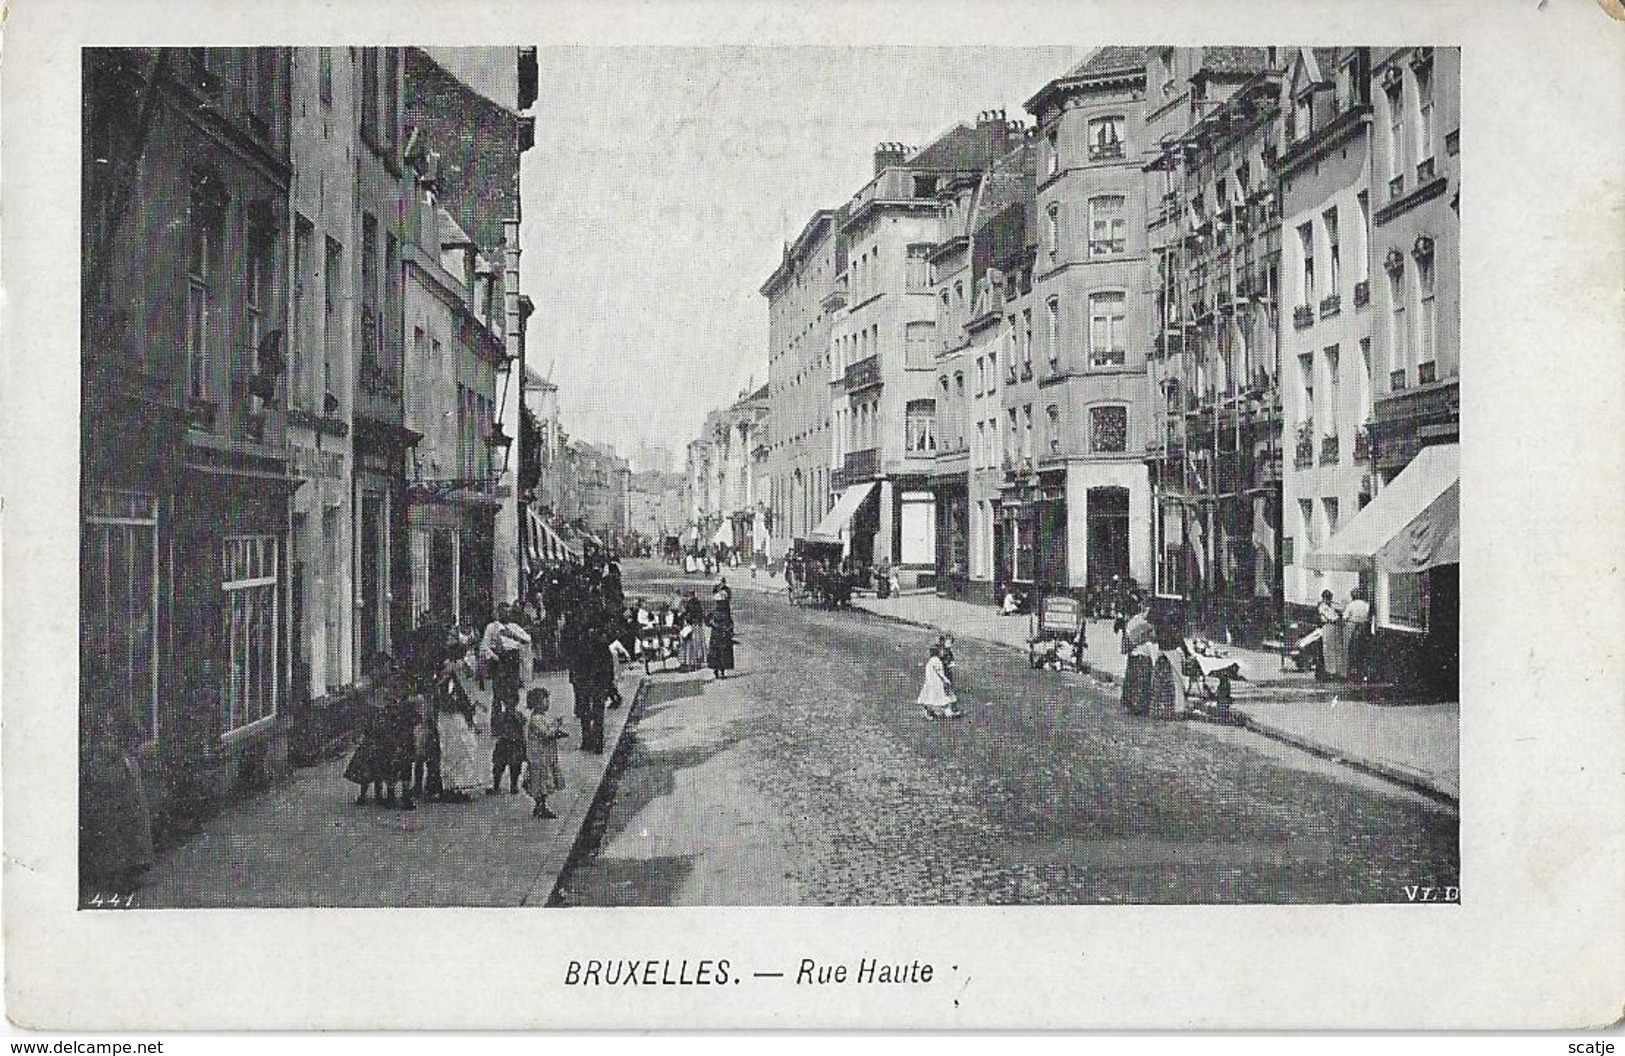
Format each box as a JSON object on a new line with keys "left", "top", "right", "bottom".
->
{"left": 810, "top": 481, "right": 877, "bottom": 543}
{"left": 528, "top": 509, "right": 580, "bottom": 564}
{"left": 1307, "top": 443, "right": 1459, "bottom": 574}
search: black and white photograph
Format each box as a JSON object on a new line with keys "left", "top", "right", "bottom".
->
{"left": 76, "top": 42, "right": 1461, "bottom": 911}
{"left": 7, "top": 0, "right": 1624, "bottom": 1035}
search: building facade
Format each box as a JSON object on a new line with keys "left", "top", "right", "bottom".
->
{"left": 82, "top": 47, "right": 301, "bottom": 821}
{"left": 761, "top": 209, "right": 844, "bottom": 547}
{"left": 1023, "top": 48, "right": 1158, "bottom": 601}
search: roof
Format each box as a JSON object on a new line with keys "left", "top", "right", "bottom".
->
{"left": 1195, "top": 46, "right": 1272, "bottom": 79}
{"left": 1066, "top": 46, "right": 1148, "bottom": 78}
{"left": 905, "top": 120, "right": 1003, "bottom": 172}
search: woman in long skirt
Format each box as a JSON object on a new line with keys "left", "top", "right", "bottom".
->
{"left": 678, "top": 590, "right": 707, "bottom": 671}
{"left": 706, "top": 582, "right": 736, "bottom": 678}
{"left": 434, "top": 660, "right": 483, "bottom": 800}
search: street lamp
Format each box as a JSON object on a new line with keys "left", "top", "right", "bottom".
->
{"left": 485, "top": 424, "right": 514, "bottom": 479}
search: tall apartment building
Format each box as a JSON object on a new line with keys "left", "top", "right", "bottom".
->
{"left": 761, "top": 208, "right": 844, "bottom": 546}
{"left": 1020, "top": 47, "right": 1159, "bottom": 599}
{"left": 824, "top": 116, "right": 1020, "bottom": 582}
{"left": 287, "top": 48, "right": 358, "bottom": 701}
{"left": 1310, "top": 46, "right": 1460, "bottom": 699}
{"left": 1143, "top": 46, "right": 1286, "bottom": 639}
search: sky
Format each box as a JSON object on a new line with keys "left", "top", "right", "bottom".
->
{"left": 518, "top": 46, "right": 1088, "bottom": 473}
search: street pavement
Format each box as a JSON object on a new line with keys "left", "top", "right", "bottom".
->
{"left": 556, "top": 562, "right": 1459, "bottom": 905}
{"left": 737, "top": 570, "right": 1459, "bottom": 803}
{"left": 137, "top": 663, "right": 645, "bottom": 908}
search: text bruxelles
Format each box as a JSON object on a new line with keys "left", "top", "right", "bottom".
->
{"left": 565, "top": 959, "right": 732, "bottom": 985}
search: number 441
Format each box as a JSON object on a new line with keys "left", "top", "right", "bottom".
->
{"left": 87, "top": 893, "right": 135, "bottom": 907}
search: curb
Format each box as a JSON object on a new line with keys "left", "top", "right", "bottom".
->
{"left": 1231, "top": 710, "right": 1459, "bottom": 809}
{"left": 541, "top": 672, "right": 652, "bottom": 907}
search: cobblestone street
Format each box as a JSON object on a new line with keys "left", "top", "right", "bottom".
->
{"left": 556, "top": 564, "right": 1459, "bottom": 905}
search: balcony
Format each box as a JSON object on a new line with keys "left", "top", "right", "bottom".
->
{"left": 843, "top": 447, "right": 880, "bottom": 481}
{"left": 1089, "top": 140, "right": 1125, "bottom": 161}
{"left": 1293, "top": 304, "right": 1315, "bottom": 330}
{"left": 1319, "top": 434, "right": 1340, "bottom": 466}
{"left": 1390, "top": 368, "right": 1408, "bottom": 392}
{"left": 1089, "top": 238, "right": 1127, "bottom": 256}
{"left": 822, "top": 272, "right": 849, "bottom": 312}
{"left": 1353, "top": 279, "right": 1370, "bottom": 308}
{"left": 1319, "top": 292, "right": 1341, "bottom": 319}
{"left": 1417, "top": 156, "right": 1436, "bottom": 183}
{"left": 843, "top": 354, "right": 882, "bottom": 394}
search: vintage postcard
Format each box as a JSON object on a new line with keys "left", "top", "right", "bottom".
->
{"left": 3, "top": 0, "right": 1622, "bottom": 1033}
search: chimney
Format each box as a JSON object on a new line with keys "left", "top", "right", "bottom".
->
{"left": 874, "top": 141, "right": 908, "bottom": 175}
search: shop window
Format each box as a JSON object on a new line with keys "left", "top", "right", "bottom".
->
{"left": 222, "top": 535, "right": 280, "bottom": 734}
{"left": 1386, "top": 570, "right": 1429, "bottom": 630}
{"left": 82, "top": 489, "right": 160, "bottom": 742}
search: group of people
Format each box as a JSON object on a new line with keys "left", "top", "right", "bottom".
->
{"left": 628, "top": 579, "right": 736, "bottom": 679}
{"left": 1312, "top": 586, "right": 1374, "bottom": 682}
{"left": 784, "top": 551, "right": 857, "bottom": 609}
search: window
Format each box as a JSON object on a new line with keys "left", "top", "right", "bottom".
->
{"left": 1088, "top": 195, "right": 1126, "bottom": 257}
{"left": 1386, "top": 570, "right": 1429, "bottom": 630}
{"left": 1006, "top": 408, "right": 1018, "bottom": 464}
{"left": 905, "top": 321, "right": 934, "bottom": 368}
{"left": 976, "top": 421, "right": 987, "bottom": 466}
{"left": 360, "top": 49, "right": 379, "bottom": 144}
{"left": 1047, "top": 202, "right": 1060, "bottom": 256}
{"left": 1046, "top": 298, "right": 1061, "bottom": 367}
{"left": 1088, "top": 291, "right": 1127, "bottom": 367}
{"left": 1336, "top": 60, "right": 1355, "bottom": 112}
{"left": 905, "top": 243, "right": 932, "bottom": 291}
{"left": 1021, "top": 309, "right": 1033, "bottom": 378}
{"left": 185, "top": 182, "right": 224, "bottom": 409}
{"left": 1326, "top": 344, "right": 1341, "bottom": 386}
{"left": 222, "top": 535, "right": 280, "bottom": 733}
{"left": 385, "top": 232, "right": 400, "bottom": 380}
{"left": 1388, "top": 269, "right": 1408, "bottom": 387}
{"left": 360, "top": 214, "right": 379, "bottom": 380}
{"left": 1323, "top": 497, "right": 1340, "bottom": 536}
{"left": 245, "top": 218, "right": 273, "bottom": 404}
{"left": 292, "top": 217, "right": 313, "bottom": 409}
{"left": 1046, "top": 404, "right": 1061, "bottom": 454}
{"left": 382, "top": 49, "right": 399, "bottom": 152}
{"left": 1386, "top": 80, "right": 1406, "bottom": 185}
{"left": 1299, "top": 351, "right": 1315, "bottom": 418}
{"left": 1022, "top": 404, "right": 1034, "bottom": 460}
{"left": 318, "top": 47, "right": 333, "bottom": 106}
{"left": 1294, "top": 92, "right": 1313, "bottom": 141}
{"left": 1005, "top": 323, "right": 1018, "bottom": 382}
{"left": 1415, "top": 61, "right": 1434, "bottom": 166}
{"left": 1046, "top": 129, "right": 1059, "bottom": 175}
{"left": 1090, "top": 405, "right": 1128, "bottom": 453}
{"left": 1416, "top": 253, "right": 1436, "bottom": 372}
{"left": 905, "top": 399, "right": 937, "bottom": 454}
{"left": 1357, "top": 191, "right": 1371, "bottom": 281}
{"left": 323, "top": 236, "right": 342, "bottom": 403}
{"left": 1324, "top": 207, "right": 1340, "bottom": 295}
{"left": 1298, "top": 222, "right": 1316, "bottom": 305}
{"left": 82, "top": 489, "right": 160, "bottom": 741}
{"left": 1087, "top": 115, "right": 1125, "bottom": 160}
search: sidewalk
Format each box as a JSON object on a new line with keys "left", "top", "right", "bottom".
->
{"left": 844, "top": 587, "right": 1459, "bottom": 805}
{"left": 137, "top": 662, "right": 648, "bottom": 907}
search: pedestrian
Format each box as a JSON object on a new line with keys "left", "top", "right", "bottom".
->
{"left": 1316, "top": 588, "right": 1347, "bottom": 681}
{"left": 482, "top": 603, "right": 532, "bottom": 715}
{"left": 78, "top": 696, "right": 156, "bottom": 897}
{"left": 521, "top": 688, "right": 567, "bottom": 819}
{"left": 917, "top": 638, "right": 962, "bottom": 719}
{"left": 488, "top": 693, "right": 526, "bottom": 796}
{"left": 1343, "top": 587, "right": 1373, "bottom": 683}
{"left": 408, "top": 691, "right": 435, "bottom": 804}
{"left": 434, "top": 659, "right": 482, "bottom": 801}
{"left": 678, "top": 589, "right": 707, "bottom": 672}
{"left": 1120, "top": 596, "right": 1157, "bottom": 716}
{"left": 707, "top": 579, "right": 736, "bottom": 679}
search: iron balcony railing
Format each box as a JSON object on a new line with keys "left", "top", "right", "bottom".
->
{"left": 844, "top": 447, "right": 880, "bottom": 480}
{"left": 843, "top": 354, "right": 882, "bottom": 393}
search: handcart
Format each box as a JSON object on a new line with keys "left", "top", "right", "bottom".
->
{"left": 1028, "top": 594, "right": 1089, "bottom": 672}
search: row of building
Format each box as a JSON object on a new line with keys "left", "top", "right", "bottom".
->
{"left": 81, "top": 46, "right": 539, "bottom": 816}
{"left": 694, "top": 46, "right": 1460, "bottom": 697}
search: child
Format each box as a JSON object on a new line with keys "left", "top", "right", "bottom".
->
{"left": 917, "top": 639, "right": 963, "bottom": 720}
{"left": 521, "top": 688, "right": 568, "bottom": 819}
{"left": 488, "top": 695, "right": 527, "bottom": 795}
